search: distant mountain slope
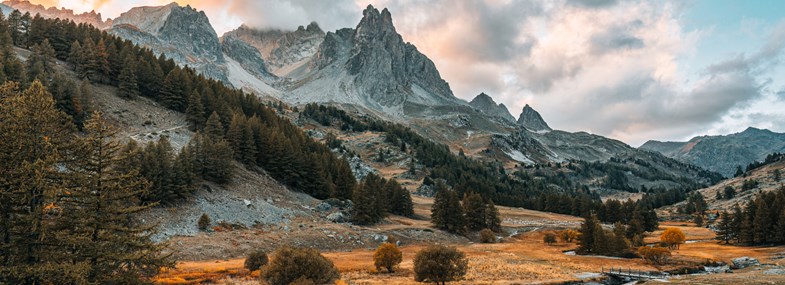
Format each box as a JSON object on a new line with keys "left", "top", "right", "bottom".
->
{"left": 641, "top": 127, "right": 785, "bottom": 177}
{"left": 222, "top": 23, "right": 324, "bottom": 78}
{"left": 2, "top": 0, "right": 110, "bottom": 28}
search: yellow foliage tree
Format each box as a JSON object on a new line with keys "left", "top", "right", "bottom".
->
{"left": 374, "top": 242, "right": 403, "bottom": 273}
{"left": 660, "top": 228, "right": 686, "bottom": 249}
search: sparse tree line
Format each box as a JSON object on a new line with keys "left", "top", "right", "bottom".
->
{"left": 715, "top": 186, "right": 785, "bottom": 245}
{"left": 735, "top": 152, "right": 785, "bottom": 178}
{"left": 351, "top": 173, "right": 415, "bottom": 225}
{"left": 430, "top": 186, "right": 502, "bottom": 235}
{"left": 244, "top": 242, "right": 468, "bottom": 285}
{"left": 301, "top": 104, "right": 665, "bottom": 228}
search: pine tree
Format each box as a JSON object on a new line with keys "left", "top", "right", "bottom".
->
{"left": 578, "top": 214, "right": 600, "bottom": 254}
{"left": 431, "top": 186, "right": 465, "bottom": 234}
{"left": 67, "top": 112, "right": 172, "bottom": 282}
{"left": 462, "top": 192, "right": 487, "bottom": 231}
{"left": 753, "top": 199, "right": 771, "bottom": 244}
{"left": 26, "top": 39, "right": 56, "bottom": 83}
{"left": 484, "top": 200, "right": 502, "bottom": 232}
{"left": 716, "top": 211, "right": 733, "bottom": 244}
{"left": 332, "top": 159, "right": 356, "bottom": 200}
{"left": 351, "top": 181, "right": 378, "bottom": 225}
{"left": 775, "top": 208, "right": 785, "bottom": 244}
{"left": 117, "top": 54, "right": 140, "bottom": 99}
{"left": 0, "top": 81, "right": 84, "bottom": 284}
{"left": 186, "top": 91, "right": 206, "bottom": 130}
{"left": 204, "top": 111, "right": 225, "bottom": 139}
{"left": 68, "top": 40, "right": 83, "bottom": 72}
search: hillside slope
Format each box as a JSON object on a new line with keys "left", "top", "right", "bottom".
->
{"left": 660, "top": 159, "right": 785, "bottom": 215}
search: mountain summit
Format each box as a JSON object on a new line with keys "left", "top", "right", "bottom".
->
{"left": 110, "top": 2, "right": 227, "bottom": 81}
{"left": 469, "top": 93, "right": 516, "bottom": 124}
{"left": 517, "top": 104, "right": 552, "bottom": 132}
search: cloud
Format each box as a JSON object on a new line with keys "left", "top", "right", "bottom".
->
{"left": 566, "top": 0, "right": 618, "bottom": 9}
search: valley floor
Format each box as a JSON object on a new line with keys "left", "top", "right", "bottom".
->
{"left": 154, "top": 213, "right": 785, "bottom": 285}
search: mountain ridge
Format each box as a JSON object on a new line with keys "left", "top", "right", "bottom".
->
{"left": 641, "top": 127, "right": 785, "bottom": 177}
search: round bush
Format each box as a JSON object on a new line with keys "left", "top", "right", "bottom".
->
{"left": 262, "top": 246, "right": 339, "bottom": 285}
{"left": 373, "top": 243, "right": 403, "bottom": 273}
{"left": 479, "top": 229, "right": 496, "bottom": 243}
{"left": 413, "top": 245, "right": 467, "bottom": 284}
{"left": 244, "top": 249, "right": 268, "bottom": 271}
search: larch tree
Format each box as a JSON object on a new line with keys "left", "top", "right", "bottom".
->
{"left": 66, "top": 112, "right": 172, "bottom": 283}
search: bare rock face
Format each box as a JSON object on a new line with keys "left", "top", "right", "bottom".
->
{"left": 109, "top": 3, "right": 227, "bottom": 82}
{"left": 221, "top": 36, "right": 276, "bottom": 81}
{"left": 517, "top": 104, "right": 552, "bottom": 132}
{"left": 343, "top": 5, "right": 454, "bottom": 107}
{"left": 223, "top": 23, "right": 325, "bottom": 77}
{"left": 469, "top": 93, "right": 516, "bottom": 124}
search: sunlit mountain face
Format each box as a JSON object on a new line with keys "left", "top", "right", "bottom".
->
{"left": 14, "top": 0, "right": 785, "bottom": 145}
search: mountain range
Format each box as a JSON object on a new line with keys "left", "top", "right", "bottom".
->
{"left": 641, "top": 127, "right": 785, "bottom": 177}
{"left": 4, "top": 0, "right": 783, "bottom": 178}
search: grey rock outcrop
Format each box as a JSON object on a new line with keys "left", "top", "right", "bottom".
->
{"left": 517, "top": 104, "right": 552, "bottom": 132}
{"left": 110, "top": 3, "right": 228, "bottom": 82}
{"left": 732, "top": 257, "right": 760, "bottom": 269}
{"left": 469, "top": 93, "right": 516, "bottom": 124}
{"left": 641, "top": 127, "right": 785, "bottom": 177}
{"left": 221, "top": 36, "right": 276, "bottom": 81}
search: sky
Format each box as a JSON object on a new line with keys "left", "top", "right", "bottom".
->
{"left": 24, "top": 0, "right": 785, "bottom": 146}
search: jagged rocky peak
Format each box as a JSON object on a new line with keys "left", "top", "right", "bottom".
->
{"left": 2, "top": 0, "right": 111, "bottom": 28}
{"left": 109, "top": 2, "right": 225, "bottom": 81}
{"left": 319, "top": 4, "right": 455, "bottom": 106}
{"left": 517, "top": 104, "right": 552, "bottom": 132}
{"left": 469, "top": 93, "right": 516, "bottom": 124}
{"left": 223, "top": 22, "right": 325, "bottom": 76}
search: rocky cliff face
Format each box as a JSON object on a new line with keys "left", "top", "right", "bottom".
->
{"left": 641, "top": 127, "right": 785, "bottom": 177}
{"left": 221, "top": 36, "right": 276, "bottom": 81}
{"left": 289, "top": 5, "right": 476, "bottom": 117}
{"left": 2, "top": 0, "right": 110, "bottom": 28}
{"left": 469, "top": 93, "right": 516, "bottom": 124}
{"left": 110, "top": 3, "right": 227, "bottom": 82}
{"left": 517, "top": 104, "right": 552, "bottom": 132}
{"left": 222, "top": 23, "right": 324, "bottom": 77}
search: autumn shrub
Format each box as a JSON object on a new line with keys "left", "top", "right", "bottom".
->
{"left": 197, "top": 213, "right": 211, "bottom": 231}
{"left": 544, "top": 233, "right": 557, "bottom": 245}
{"left": 374, "top": 242, "right": 403, "bottom": 273}
{"left": 560, "top": 229, "right": 579, "bottom": 243}
{"left": 244, "top": 249, "right": 268, "bottom": 271}
{"left": 479, "top": 229, "right": 496, "bottom": 243}
{"left": 413, "top": 245, "right": 468, "bottom": 285}
{"left": 638, "top": 246, "right": 671, "bottom": 265}
{"left": 262, "top": 246, "right": 339, "bottom": 285}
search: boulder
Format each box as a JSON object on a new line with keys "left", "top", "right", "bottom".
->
{"left": 326, "top": 212, "right": 347, "bottom": 223}
{"left": 704, "top": 265, "right": 731, "bottom": 273}
{"left": 315, "top": 202, "right": 332, "bottom": 212}
{"left": 732, "top": 257, "right": 760, "bottom": 269}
